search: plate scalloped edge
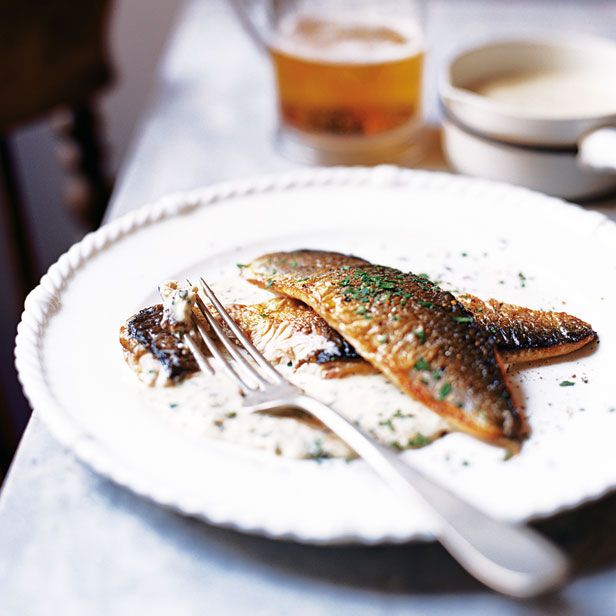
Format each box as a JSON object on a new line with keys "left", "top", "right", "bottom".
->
{"left": 14, "top": 165, "right": 616, "bottom": 545}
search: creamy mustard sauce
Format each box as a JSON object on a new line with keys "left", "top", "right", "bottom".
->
{"left": 147, "top": 362, "right": 448, "bottom": 460}
{"left": 158, "top": 280, "right": 198, "bottom": 333}
{"left": 471, "top": 69, "right": 616, "bottom": 118}
{"left": 142, "top": 274, "right": 449, "bottom": 459}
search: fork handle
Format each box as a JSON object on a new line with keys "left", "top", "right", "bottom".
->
{"left": 293, "top": 395, "right": 569, "bottom": 598}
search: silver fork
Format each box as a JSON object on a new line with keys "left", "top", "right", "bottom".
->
{"left": 184, "top": 277, "right": 569, "bottom": 598}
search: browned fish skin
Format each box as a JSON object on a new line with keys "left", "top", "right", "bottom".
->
{"left": 459, "top": 295, "right": 598, "bottom": 362}
{"left": 120, "top": 304, "right": 198, "bottom": 382}
{"left": 240, "top": 295, "right": 597, "bottom": 368}
{"left": 243, "top": 250, "right": 527, "bottom": 445}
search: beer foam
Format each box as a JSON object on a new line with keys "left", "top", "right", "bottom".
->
{"left": 272, "top": 14, "right": 423, "bottom": 64}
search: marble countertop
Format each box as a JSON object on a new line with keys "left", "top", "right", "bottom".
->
{"left": 1, "top": 1, "right": 615, "bottom": 614}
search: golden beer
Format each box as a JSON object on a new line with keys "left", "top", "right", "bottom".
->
{"left": 270, "top": 16, "right": 424, "bottom": 138}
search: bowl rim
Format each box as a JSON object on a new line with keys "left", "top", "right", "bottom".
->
{"left": 439, "top": 34, "right": 616, "bottom": 133}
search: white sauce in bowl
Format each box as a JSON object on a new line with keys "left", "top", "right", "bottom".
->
{"left": 471, "top": 69, "right": 616, "bottom": 118}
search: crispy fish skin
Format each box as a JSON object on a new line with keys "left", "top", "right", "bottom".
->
{"left": 243, "top": 250, "right": 527, "bottom": 446}
{"left": 458, "top": 295, "right": 598, "bottom": 362}
{"left": 241, "top": 295, "right": 597, "bottom": 369}
{"left": 120, "top": 304, "right": 198, "bottom": 385}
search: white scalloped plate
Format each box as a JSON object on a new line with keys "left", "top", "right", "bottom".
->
{"left": 15, "top": 167, "right": 616, "bottom": 544}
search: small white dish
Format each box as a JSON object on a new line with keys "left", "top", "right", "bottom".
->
{"left": 442, "top": 120, "right": 616, "bottom": 201}
{"left": 14, "top": 167, "right": 616, "bottom": 544}
{"left": 440, "top": 37, "right": 616, "bottom": 198}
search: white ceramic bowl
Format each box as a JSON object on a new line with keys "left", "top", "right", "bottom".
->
{"left": 442, "top": 120, "right": 616, "bottom": 201}
{"left": 440, "top": 37, "right": 616, "bottom": 198}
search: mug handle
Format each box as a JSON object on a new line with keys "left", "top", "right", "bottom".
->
{"left": 230, "top": 0, "right": 270, "bottom": 53}
{"left": 578, "top": 126, "right": 616, "bottom": 174}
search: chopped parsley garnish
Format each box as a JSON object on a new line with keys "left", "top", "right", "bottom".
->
{"left": 418, "top": 300, "right": 434, "bottom": 309}
{"left": 408, "top": 433, "right": 430, "bottom": 447}
{"left": 289, "top": 260, "right": 298, "bottom": 267}
{"left": 390, "top": 314, "right": 400, "bottom": 321}
{"left": 235, "top": 263, "right": 247, "bottom": 269}
{"left": 226, "top": 411, "right": 237, "bottom": 419}
{"left": 379, "top": 418, "right": 395, "bottom": 432}
{"left": 518, "top": 272, "right": 527, "bottom": 287}
{"left": 438, "top": 382, "right": 452, "bottom": 399}
{"left": 308, "top": 439, "right": 329, "bottom": 461}
{"left": 377, "top": 334, "right": 389, "bottom": 344}
{"left": 266, "top": 279, "right": 274, "bottom": 288}
{"left": 453, "top": 316, "right": 473, "bottom": 324}
{"left": 461, "top": 251, "right": 468, "bottom": 257}
{"left": 414, "top": 327, "right": 426, "bottom": 343}
{"left": 379, "top": 280, "right": 396, "bottom": 290}
{"left": 432, "top": 368, "right": 443, "bottom": 381}
{"left": 414, "top": 357, "right": 431, "bottom": 371}
{"left": 336, "top": 267, "right": 436, "bottom": 307}
{"left": 560, "top": 380, "right": 575, "bottom": 387}
{"left": 169, "top": 403, "right": 178, "bottom": 409}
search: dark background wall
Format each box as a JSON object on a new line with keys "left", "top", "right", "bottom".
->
{"left": 0, "top": 0, "right": 185, "bottom": 466}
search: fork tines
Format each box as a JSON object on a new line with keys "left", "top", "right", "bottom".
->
{"left": 183, "top": 278, "right": 284, "bottom": 391}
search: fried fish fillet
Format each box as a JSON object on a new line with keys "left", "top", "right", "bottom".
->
{"left": 242, "top": 250, "right": 527, "bottom": 447}
{"left": 226, "top": 293, "right": 597, "bottom": 375}
{"left": 120, "top": 297, "right": 374, "bottom": 387}
{"left": 457, "top": 295, "right": 597, "bottom": 362}
{"left": 121, "top": 281, "right": 596, "bottom": 390}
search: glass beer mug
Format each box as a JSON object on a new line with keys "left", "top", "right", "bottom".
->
{"left": 232, "top": 0, "right": 426, "bottom": 164}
